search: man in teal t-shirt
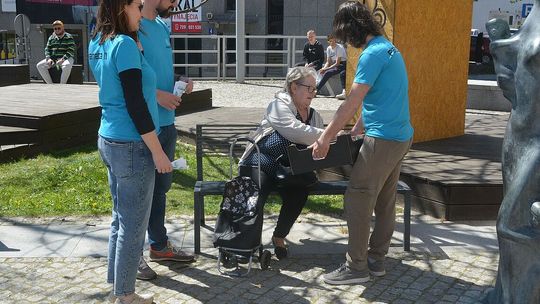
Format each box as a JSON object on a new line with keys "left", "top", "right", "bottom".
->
{"left": 135, "top": 0, "right": 195, "bottom": 280}
{"left": 311, "top": 2, "right": 413, "bottom": 285}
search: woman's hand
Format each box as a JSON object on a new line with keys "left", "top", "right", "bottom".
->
{"left": 310, "top": 137, "right": 330, "bottom": 160}
{"left": 140, "top": 131, "right": 172, "bottom": 174}
{"left": 152, "top": 151, "right": 173, "bottom": 174}
{"left": 185, "top": 79, "right": 194, "bottom": 94}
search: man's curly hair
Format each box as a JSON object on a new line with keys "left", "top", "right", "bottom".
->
{"left": 333, "top": 1, "right": 382, "bottom": 48}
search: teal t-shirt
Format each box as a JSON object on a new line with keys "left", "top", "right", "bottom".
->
{"left": 354, "top": 36, "right": 414, "bottom": 142}
{"left": 138, "top": 17, "right": 175, "bottom": 127}
{"left": 88, "top": 34, "right": 160, "bottom": 141}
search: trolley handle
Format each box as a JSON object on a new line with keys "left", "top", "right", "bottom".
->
{"left": 229, "top": 137, "right": 262, "bottom": 188}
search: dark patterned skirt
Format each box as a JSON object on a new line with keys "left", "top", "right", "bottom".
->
{"left": 241, "top": 131, "right": 306, "bottom": 176}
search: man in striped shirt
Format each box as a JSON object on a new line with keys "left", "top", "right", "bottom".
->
{"left": 36, "top": 20, "right": 76, "bottom": 84}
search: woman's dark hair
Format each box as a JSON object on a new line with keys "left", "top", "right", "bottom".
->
{"left": 93, "top": 0, "right": 137, "bottom": 44}
{"left": 333, "top": 1, "right": 382, "bottom": 48}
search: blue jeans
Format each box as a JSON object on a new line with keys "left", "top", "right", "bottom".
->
{"left": 147, "top": 124, "right": 177, "bottom": 250}
{"left": 98, "top": 136, "right": 155, "bottom": 296}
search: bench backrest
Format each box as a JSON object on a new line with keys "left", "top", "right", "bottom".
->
{"left": 195, "top": 124, "right": 258, "bottom": 181}
{"left": 195, "top": 123, "right": 357, "bottom": 181}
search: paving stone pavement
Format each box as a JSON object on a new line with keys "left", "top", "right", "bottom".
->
{"left": 0, "top": 212, "right": 499, "bottom": 303}
{"left": 0, "top": 80, "right": 503, "bottom": 303}
{"left": 0, "top": 250, "right": 497, "bottom": 303}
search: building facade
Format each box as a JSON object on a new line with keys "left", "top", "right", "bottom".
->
{"left": 472, "top": 0, "right": 533, "bottom": 31}
{"left": 5, "top": 1, "right": 532, "bottom": 80}
{"left": 169, "top": 0, "right": 346, "bottom": 78}
{"left": 0, "top": 0, "right": 17, "bottom": 64}
{"left": 0, "top": 0, "right": 346, "bottom": 80}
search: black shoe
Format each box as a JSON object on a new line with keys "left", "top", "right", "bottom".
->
{"left": 272, "top": 237, "right": 288, "bottom": 260}
{"left": 137, "top": 257, "right": 157, "bottom": 280}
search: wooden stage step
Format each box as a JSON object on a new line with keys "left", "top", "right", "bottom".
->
{"left": 400, "top": 111, "right": 507, "bottom": 220}
{"left": 0, "top": 83, "right": 212, "bottom": 162}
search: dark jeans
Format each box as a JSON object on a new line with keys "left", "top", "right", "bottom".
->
{"left": 316, "top": 61, "right": 346, "bottom": 91}
{"left": 147, "top": 124, "right": 177, "bottom": 251}
{"left": 239, "top": 166, "right": 309, "bottom": 238}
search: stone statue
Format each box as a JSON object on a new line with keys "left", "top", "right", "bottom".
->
{"left": 532, "top": 202, "right": 540, "bottom": 229}
{"left": 483, "top": 2, "right": 540, "bottom": 303}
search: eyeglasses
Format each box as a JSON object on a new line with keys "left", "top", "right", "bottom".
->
{"left": 296, "top": 83, "right": 317, "bottom": 93}
{"left": 53, "top": 27, "right": 62, "bottom": 31}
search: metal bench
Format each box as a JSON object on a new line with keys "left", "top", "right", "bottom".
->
{"left": 193, "top": 124, "right": 412, "bottom": 253}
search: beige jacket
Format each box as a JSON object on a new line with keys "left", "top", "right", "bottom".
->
{"left": 240, "top": 91, "right": 324, "bottom": 162}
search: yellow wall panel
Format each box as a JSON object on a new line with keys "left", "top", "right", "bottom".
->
{"left": 346, "top": 0, "right": 472, "bottom": 142}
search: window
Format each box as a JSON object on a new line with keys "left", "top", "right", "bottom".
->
{"left": 0, "top": 32, "right": 17, "bottom": 63}
{"left": 226, "top": 0, "right": 235, "bottom": 11}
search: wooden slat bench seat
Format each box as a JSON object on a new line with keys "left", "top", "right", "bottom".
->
{"left": 192, "top": 124, "right": 412, "bottom": 254}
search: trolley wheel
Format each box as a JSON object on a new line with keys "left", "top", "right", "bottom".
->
{"left": 260, "top": 250, "right": 272, "bottom": 270}
{"left": 220, "top": 251, "right": 237, "bottom": 269}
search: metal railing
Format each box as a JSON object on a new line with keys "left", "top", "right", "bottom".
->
{"left": 0, "top": 58, "right": 19, "bottom": 64}
{"left": 170, "top": 34, "right": 328, "bottom": 80}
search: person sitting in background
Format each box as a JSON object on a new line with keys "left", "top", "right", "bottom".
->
{"left": 295, "top": 30, "right": 325, "bottom": 71}
{"left": 239, "top": 66, "right": 324, "bottom": 260}
{"left": 36, "top": 20, "right": 76, "bottom": 84}
{"left": 316, "top": 34, "right": 347, "bottom": 100}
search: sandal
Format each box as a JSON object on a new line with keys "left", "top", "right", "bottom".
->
{"left": 272, "top": 236, "right": 288, "bottom": 260}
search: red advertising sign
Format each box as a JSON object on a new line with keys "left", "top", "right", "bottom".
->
{"left": 172, "top": 0, "right": 202, "bottom": 34}
{"left": 173, "top": 22, "right": 202, "bottom": 33}
{"left": 24, "top": 0, "right": 94, "bottom": 4}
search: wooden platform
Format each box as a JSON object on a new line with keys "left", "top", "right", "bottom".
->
{"left": 0, "top": 83, "right": 504, "bottom": 220}
{"left": 0, "top": 83, "right": 212, "bottom": 162}
{"left": 0, "top": 64, "right": 30, "bottom": 87}
{"left": 0, "top": 84, "right": 101, "bottom": 161}
{"left": 400, "top": 111, "right": 507, "bottom": 220}
{"left": 176, "top": 107, "right": 507, "bottom": 221}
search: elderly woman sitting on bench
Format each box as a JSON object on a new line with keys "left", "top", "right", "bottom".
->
{"left": 238, "top": 66, "right": 324, "bottom": 260}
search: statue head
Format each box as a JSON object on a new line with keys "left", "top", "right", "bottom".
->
{"left": 486, "top": 18, "right": 511, "bottom": 41}
{"left": 485, "top": 18, "right": 518, "bottom": 105}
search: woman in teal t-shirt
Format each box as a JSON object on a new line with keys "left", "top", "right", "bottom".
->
{"left": 88, "top": 0, "right": 171, "bottom": 303}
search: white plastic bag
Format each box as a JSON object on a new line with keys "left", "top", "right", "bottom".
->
{"left": 173, "top": 80, "right": 187, "bottom": 97}
{"left": 171, "top": 157, "right": 188, "bottom": 170}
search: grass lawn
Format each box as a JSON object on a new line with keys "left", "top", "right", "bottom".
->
{"left": 0, "top": 142, "right": 345, "bottom": 218}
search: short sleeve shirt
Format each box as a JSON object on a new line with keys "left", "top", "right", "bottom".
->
{"left": 327, "top": 43, "right": 347, "bottom": 64}
{"left": 139, "top": 17, "right": 176, "bottom": 127}
{"left": 88, "top": 34, "right": 160, "bottom": 141}
{"left": 354, "top": 36, "right": 413, "bottom": 142}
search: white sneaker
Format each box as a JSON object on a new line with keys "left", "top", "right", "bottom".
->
{"left": 114, "top": 293, "right": 154, "bottom": 304}
{"left": 323, "top": 263, "right": 370, "bottom": 285}
{"left": 336, "top": 89, "right": 346, "bottom": 100}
